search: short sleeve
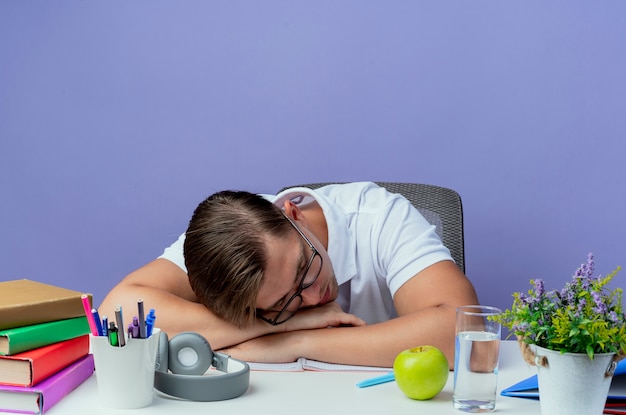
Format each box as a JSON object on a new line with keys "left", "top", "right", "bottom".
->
{"left": 158, "top": 232, "right": 188, "bottom": 272}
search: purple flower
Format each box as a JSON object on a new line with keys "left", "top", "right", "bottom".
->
{"left": 513, "top": 322, "right": 530, "bottom": 333}
{"left": 500, "top": 253, "right": 624, "bottom": 357}
{"left": 574, "top": 253, "right": 595, "bottom": 280}
{"left": 592, "top": 291, "right": 607, "bottom": 314}
{"left": 560, "top": 282, "right": 576, "bottom": 304}
{"left": 586, "top": 253, "right": 595, "bottom": 276}
{"left": 533, "top": 279, "right": 545, "bottom": 297}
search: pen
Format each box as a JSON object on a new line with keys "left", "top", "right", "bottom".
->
{"left": 81, "top": 294, "right": 99, "bottom": 336}
{"left": 137, "top": 298, "right": 147, "bottom": 339}
{"left": 91, "top": 308, "right": 104, "bottom": 336}
{"left": 108, "top": 322, "right": 119, "bottom": 347}
{"left": 101, "top": 316, "right": 108, "bottom": 336}
{"left": 131, "top": 316, "right": 140, "bottom": 338}
{"left": 114, "top": 306, "right": 126, "bottom": 347}
{"left": 356, "top": 371, "right": 395, "bottom": 388}
{"left": 145, "top": 309, "right": 156, "bottom": 338}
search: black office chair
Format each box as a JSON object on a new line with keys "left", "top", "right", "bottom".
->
{"left": 278, "top": 182, "right": 465, "bottom": 273}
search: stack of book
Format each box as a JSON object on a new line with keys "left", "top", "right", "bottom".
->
{"left": 0, "top": 279, "right": 95, "bottom": 414}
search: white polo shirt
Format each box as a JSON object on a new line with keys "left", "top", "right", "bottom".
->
{"left": 159, "top": 182, "right": 452, "bottom": 324}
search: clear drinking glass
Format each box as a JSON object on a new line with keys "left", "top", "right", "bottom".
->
{"left": 453, "top": 305, "right": 502, "bottom": 413}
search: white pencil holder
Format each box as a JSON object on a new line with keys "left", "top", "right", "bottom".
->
{"left": 90, "top": 328, "right": 160, "bottom": 409}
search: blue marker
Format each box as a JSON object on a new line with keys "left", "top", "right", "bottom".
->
{"left": 91, "top": 308, "right": 105, "bottom": 336}
{"left": 356, "top": 371, "right": 395, "bottom": 388}
{"left": 145, "top": 309, "right": 156, "bottom": 337}
{"left": 101, "top": 315, "right": 108, "bottom": 336}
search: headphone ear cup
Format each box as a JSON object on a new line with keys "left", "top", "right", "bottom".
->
{"left": 153, "top": 330, "right": 250, "bottom": 401}
{"left": 156, "top": 331, "right": 169, "bottom": 373}
{"left": 167, "top": 332, "right": 214, "bottom": 376}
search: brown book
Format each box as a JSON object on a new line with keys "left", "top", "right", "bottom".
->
{"left": 0, "top": 280, "right": 92, "bottom": 330}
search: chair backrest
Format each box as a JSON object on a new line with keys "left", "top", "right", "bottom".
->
{"left": 278, "top": 182, "right": 465, "bottom": 273}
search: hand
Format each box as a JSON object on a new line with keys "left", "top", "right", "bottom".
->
{"left": 219, "top": 331, "right": 300, "bottom": 363}
{"left": 281, "top": 302, "right": 366, "bottom": 332}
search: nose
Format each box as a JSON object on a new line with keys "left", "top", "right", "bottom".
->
{"left": 299, "top": 282, "right": 322, "bottom": 307}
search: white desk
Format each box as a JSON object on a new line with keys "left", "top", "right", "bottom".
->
{"left": 49, "top": 341, "right": 540, "bottom": 415}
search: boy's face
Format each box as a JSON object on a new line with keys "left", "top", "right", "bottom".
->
{"left": 256, "top": 217, "right": 338, "bottom": 324}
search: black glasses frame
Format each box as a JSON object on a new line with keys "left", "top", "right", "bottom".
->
{"left": 258, "top": 213, "right": 323, "bottom": 325}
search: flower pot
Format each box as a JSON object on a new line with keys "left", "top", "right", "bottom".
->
{"left": 530, "top": 345, "right": 617, "bottom": 415}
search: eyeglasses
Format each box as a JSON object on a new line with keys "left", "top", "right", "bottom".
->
{"left": 258, "top": 213, "right": 323, "bottom": 325}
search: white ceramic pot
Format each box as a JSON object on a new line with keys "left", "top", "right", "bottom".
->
{"left": 532, "top": 345, "right": 617, "bottom": 415}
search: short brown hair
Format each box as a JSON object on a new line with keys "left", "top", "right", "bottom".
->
{"left": 184, "top": 190, "right": 291, "bottom": 328}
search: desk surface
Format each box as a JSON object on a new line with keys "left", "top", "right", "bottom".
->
{"left": 49, "top": 340, "right": 540, "bottom": 415}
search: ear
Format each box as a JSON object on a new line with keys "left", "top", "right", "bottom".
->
{"left": 282, "top": 200, "right": 307, "bottom": 225}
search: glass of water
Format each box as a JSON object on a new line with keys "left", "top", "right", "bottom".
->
{"left": 453, "top": 305, "right": 502, "bottom": 413}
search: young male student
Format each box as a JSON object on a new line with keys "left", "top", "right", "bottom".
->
{"left": 100, "top": 182, "right": 479, "bottom": 368}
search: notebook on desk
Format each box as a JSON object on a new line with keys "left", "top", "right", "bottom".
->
{"left": 501, "top": 358, "right": 626, "bottom": 401}
{"left": 247, "top": 357, "right": 390, "bottom": 372}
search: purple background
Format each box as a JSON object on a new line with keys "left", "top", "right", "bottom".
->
{"left": 1, "top": 1, "right": 625, "bottom": 317}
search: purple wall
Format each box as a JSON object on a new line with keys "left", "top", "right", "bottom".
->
{"left": 1, "top": 1, "right": 625, "bottom": 317}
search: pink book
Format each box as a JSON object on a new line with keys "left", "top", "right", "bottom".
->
{"left": 0, "top": 354, "right": 94, "bottom": 414}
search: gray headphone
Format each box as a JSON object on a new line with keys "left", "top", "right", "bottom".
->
{"left": 154, "top": 331, "right": 250, "bottom": 401}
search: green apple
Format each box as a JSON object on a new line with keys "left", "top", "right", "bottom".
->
{"left": 393, "top": 345, "right": 449, "bottom": 400}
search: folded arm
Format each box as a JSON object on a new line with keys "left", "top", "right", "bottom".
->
{"left": 220, "top": 260, "right": 479, "bottom": 368}
{"left": 98, "top": 258, "right": 364, "bottom": 350}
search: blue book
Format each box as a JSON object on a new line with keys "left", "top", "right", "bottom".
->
{"left": 501, "top": 359, "right": 626, "bottom": 401}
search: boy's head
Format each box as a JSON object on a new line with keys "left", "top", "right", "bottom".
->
{"left": 184, "top": 190, "right": 291, "bottom": 328}
{"left": 185, "top": 190, "right": 338, "bottom": 328}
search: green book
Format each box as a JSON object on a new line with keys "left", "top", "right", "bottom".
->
{"left": 0, "top": 317, "right": 90, "bottom": 356}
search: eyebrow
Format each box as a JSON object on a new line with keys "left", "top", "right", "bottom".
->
{"left": 267, "top": 238, "right": 306, "bottom": 311}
